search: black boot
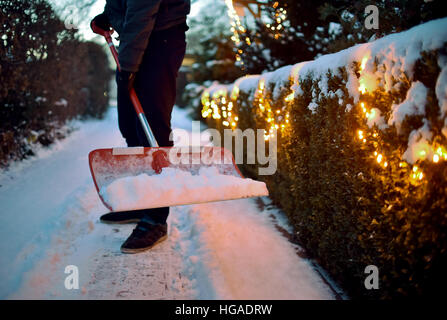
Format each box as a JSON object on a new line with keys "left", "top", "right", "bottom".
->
{"left": 121, "top": 221, "right": 168, "bottom": 254}
{"left": 99, "top": 210, "right": 145, "bottom": 224}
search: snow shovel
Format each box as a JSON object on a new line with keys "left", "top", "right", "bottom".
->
{"left": 88, "top": 22, "right": 269, "bottom": 212}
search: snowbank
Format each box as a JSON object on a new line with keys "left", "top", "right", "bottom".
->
{"left": 100, "top": 166, "right": 269, "bottom": 211}
{"left": 172, "top": 198, "right": 335, "bottom": 299}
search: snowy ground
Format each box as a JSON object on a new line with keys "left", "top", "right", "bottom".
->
{"left": 0, "top": 106, "right": 339, "bottom": 300}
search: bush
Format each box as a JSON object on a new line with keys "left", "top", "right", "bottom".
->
{"left": 0, "top": 0, "right": 111, "bottom": 166}
{"left": 198, "top": 19, "right": 447, "bottom": 298}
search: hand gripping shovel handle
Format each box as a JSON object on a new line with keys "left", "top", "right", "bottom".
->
{"left": 91, "top": 21, "right": 159, "bottom": 148}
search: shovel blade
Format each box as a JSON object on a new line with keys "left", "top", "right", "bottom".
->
{"left": 88, "top": 146, "right": 266, "bottom": 211}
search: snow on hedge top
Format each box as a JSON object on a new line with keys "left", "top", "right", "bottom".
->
{"left": 297, "top": 18, "right": 446, "bottom": 88}
{"left": 388, "top": 81, "right": 429, "bottom": 133}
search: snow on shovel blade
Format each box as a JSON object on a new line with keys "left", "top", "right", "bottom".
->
{"left": 88, "top": 146, "right": 269, "bottom": 211}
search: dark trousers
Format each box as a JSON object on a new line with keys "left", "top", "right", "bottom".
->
{"left": 116, "top": 23, "right": 187, "bottom": 224}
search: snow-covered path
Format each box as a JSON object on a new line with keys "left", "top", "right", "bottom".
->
{"left": 0, "top": 106, "right": 337, "bottom": 299}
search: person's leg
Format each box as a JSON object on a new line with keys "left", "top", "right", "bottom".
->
{"left": 99, "top": 71, "right": 146, "bottom": 224}
{"left": 120, "top": 24, "right": 187, "bottom": 253}
{"left": 132, "top": 24, "right": 187, "bottom": 225}
{"left": 106, "top": 26, "right": 186, "bottom": 227}
{"left": 135, "top": 24, "right": 187, "bottom": 148}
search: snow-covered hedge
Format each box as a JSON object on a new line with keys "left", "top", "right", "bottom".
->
{"left": 199, "top": 18, "right": 447, "bottom": 298}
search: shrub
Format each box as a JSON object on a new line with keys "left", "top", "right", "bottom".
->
{"left": 0, "top": 0, "right": 111, "bottom": 166}
{"left": 198, "top": 19, "right": 447, "bottom": 298}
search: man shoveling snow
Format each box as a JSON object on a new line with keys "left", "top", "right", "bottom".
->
{"left": 90, "top": 1, "right": 269, "bottom": 254}
{"left": 91, "top": 0, "right": 191, "bottom": 253}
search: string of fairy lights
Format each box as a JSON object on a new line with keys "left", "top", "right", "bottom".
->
{"left": 224, "top": 1, "right": 287, "bottom": 69}
{"left": 224, "top": 0, "right": 248, "bottom": 68}
{"left": 266, "top": 2, "right": 287, "bottom": 40}
{"left": 255, "top": 79, "right": 289, "bottom": 140}
{"left": 201, "top": 53, "right": 447, "bottom": 184}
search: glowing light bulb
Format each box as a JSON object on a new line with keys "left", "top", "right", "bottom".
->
{"left": 376, "top": 154, "right": 383, "bottom": 164}
{"left": 360, "top": 56, "right": 368, "bottom": 71}
{"left": 360, "top": 102, "right": 367, "bottom": 113}
{"left": 359, "top": 84, "right": 367, "bottom": 94}
{"left": 285, "top": 93, "right": 294, "bottom": 102}
{"left": 436, "top": 147, "right": 447, "bottom": 160}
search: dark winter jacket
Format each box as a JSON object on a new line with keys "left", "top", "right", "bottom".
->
{"left": 104, "top": 0, "right": 190, "bottom": 72}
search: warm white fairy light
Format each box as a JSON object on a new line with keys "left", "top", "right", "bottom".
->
{"left": 269, "top": 3, "right": 287, "bottom": 39}
{"left": 356, "top": 57, "right": 446, "bottom": 183}
{"left": 224, "top": 0, "right": 250, "bottom": 68}
{"left": 224, "top": 1, "right": 288, "bottom": 68}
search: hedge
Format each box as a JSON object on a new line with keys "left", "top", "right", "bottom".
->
{"left": 198, "top": 18, "right": 447, "bottom": 298}
{"left": 0, "top": 0, "right": 111, "bottom": 167}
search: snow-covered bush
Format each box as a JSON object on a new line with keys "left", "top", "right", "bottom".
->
{"left": 198, "top": 18, "right": 447, "bottom": 298}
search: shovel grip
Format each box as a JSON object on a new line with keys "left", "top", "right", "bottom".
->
{"left": 91, "top": 21, "right": 121, "bottom": 70}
